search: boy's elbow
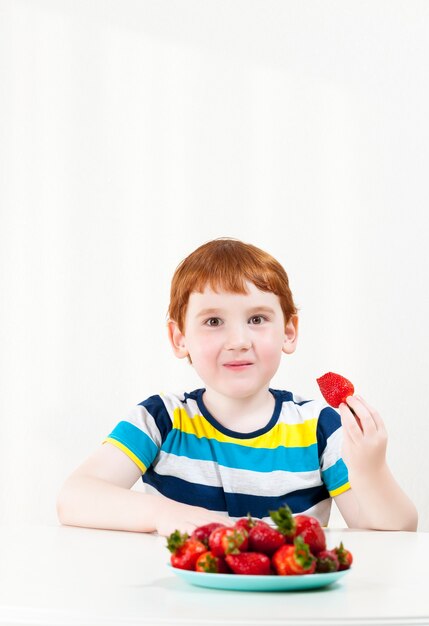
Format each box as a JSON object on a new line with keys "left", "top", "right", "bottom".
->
{"left": 56, "top": 487, "right": 68, "bottom": 525}
{"left": 393, "top": 504, "right": 418, "bottom": 532}
{"left": 56, "top": 481, "right": 76, "bottom": 526}
{"left": 404, "top": 506, "right": 419, "bottom": 532}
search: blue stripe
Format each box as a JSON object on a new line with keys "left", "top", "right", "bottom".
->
{"left": 107, "top": 421, "right": 158, "bottom": 468}
{"left": 143, "top": 470, "right": 227, "bottom": 511}
{"left": 143, "top": 471, "right": 329, "bottom": 517}
{"left": 321, "top": 458, "right": 349, "bottom": 492}
{"left": 317, "top": 406, "right": 342, "bottom": 460}
{"left": 161, "top": 431, "right": 320, "bottom": 473}
{"left": 139, "top": 395, "right": 172, "bottom": 443}
{"left": 228, "top": 485, "right": 330, "bottom": 517}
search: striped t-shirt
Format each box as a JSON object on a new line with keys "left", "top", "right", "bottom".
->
{"left": 105, "top": 388, "right": 350, "bottom": 525}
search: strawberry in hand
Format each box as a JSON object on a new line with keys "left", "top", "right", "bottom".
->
{"left": 317, "top": 372, "right": 354, "bottom": 408}
{"left": 272, "top": 536, "right": 316, "bottom": 575}
{"left": 167, "top": 530, "right": 206, "bottom": 570}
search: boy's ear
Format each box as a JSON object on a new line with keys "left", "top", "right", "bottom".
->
{"left": 167, "top": 320, "right": 189, "bottom": 359}
{"left": 282, "top": 315, "right": 299, "bottom": 355}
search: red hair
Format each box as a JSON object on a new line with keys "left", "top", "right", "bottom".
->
{"left": 168, "top": 238, "right": 298, "bottom": 331}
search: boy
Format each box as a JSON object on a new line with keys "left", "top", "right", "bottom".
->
{"left": 57, "top": 238, "right": 418, "bottom": 535}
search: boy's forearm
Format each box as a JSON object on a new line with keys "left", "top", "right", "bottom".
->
{"left": 349, "top": 465, "right": 418, "bottom": 531}
{"left": 57, "top": 476, "right": 162, "bottom": 533}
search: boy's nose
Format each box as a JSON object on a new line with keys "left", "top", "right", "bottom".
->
{"left": 224, "top": 326, "right": 252, "bottom": 351}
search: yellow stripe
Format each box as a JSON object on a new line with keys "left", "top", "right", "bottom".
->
{"left": 172, "top": 408, "right": 318, "bottom": 448}
{"left": 103, "top": 438, "right": 147, "bottom": 474}
{"left": 329, "top": 481, "right": 351, "bottom": 497}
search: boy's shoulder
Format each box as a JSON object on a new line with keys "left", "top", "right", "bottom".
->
{"left": 123, "top": 390, "right": 202, "bottom": 442}
{"left": 270, "top": 388, "right": 340, "bottom": 424}
{"left": 138, "top": 388, "right": 203, "bottom": 413}
{"left": 270, "top": 387, "right": 321, "bottom": 408}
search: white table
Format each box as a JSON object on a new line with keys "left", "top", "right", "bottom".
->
{"left": 0, "top": 525, "right": 428, "bottom": 626}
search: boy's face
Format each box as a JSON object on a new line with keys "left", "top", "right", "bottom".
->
{"left": 168, "top": 282, "right": 298, "bottom": 400}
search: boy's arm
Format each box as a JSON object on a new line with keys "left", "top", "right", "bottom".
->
{"left": 56, "top": 443, "right": 231, "bottom": 536}
{"left": 333, "top": 395, "right": 418, "bottom": 531}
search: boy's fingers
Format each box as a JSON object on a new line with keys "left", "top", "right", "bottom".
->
{"left": 339, "top": 403, "right": 363, "bottom": 444}
{"left": 346, "top": 395, "right": 377, "bottom": 435}
{"left": 354, "top": 394, "right": 386, "bottom": 432}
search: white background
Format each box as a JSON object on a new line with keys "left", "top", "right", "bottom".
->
{"left": 1, "top": 0, "right": 428, "bottom": 530}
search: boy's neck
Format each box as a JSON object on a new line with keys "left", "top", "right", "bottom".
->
{"left": 201, "top": 387, "right": 275, "bottom": 434}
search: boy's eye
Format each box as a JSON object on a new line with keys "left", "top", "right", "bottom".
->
{"left": 249, "top": 315, "right": 266, "bottom": 325}
{"left": 205, "top": 317, "right": 222, "bottom": 327}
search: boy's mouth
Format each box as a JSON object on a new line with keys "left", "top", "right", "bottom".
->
{"left": 223, "top": 361, "right": 254, "bottom": 369}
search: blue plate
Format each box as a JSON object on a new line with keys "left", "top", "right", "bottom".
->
{"left": 168, "top": 565, "right": 349, "bottom": 591}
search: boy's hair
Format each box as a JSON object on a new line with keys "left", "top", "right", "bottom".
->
{"left": 168, "top": 238, "right": 298, "bottom": 331}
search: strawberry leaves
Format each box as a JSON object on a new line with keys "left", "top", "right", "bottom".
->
{"left": 269, "top": 505, "right": 296, "bottom": 537}
{"left": 166, "top": 530, "right": 188, "bottom": 553}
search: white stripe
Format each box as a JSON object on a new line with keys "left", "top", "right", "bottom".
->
{"left": 159, "top": 391, "right": 200, "bottom": 422}
{"left": 293, "top": 498, "right": 332, "bottom": 526}
{"left": 320, "top": 427, "right": 343, "bottom": 471}
{"left": 153, "top": 452, "right": 323, "bottom": 497}
{"left": 257, "top": 499, "right": 331, "bottom": 527}
{"left": 124, "top": 405, "right": 163, "bottom": 448}
{"left": 276, "top": 397, "right": 328, "bottom": 426}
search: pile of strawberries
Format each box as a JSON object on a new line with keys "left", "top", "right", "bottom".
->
{"left": 167, "top": 505, "right": 352, "bottom": 576}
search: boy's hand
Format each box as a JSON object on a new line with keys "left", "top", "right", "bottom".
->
{"left": 338, "top": 395, "right": 388, "bottom": 478}
{"left": 154, "top": 498, "right": 234, "bottom": 537}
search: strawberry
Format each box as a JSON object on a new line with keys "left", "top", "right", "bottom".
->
{"left": 195, "top": 551, "right": 230, "bottom": 573}
{"left": 272, "top": 536, "right": 316, "bottom": 575}
{"left": 225, "top": 552, "right": 272, "bottom": 575}
{"left": 316, "top": 372, "right": 355, "bottom": 408}
{"left": 191, "top": 523, "right": 225, "bottom": 548}
{"left": 269, "top": 505, "right": 296, "bottom": 539}
{"left": 293, "top": 514, "right": 326, "bottom": 555}
{"left": 334, "top": 542, "right": 353, "bottom": 570}
{"left": 244, "top": 517, "right": 286, "bottom": 556}
{"left": 235, "top": 513, "right": 254, "bottom": 533}
{"left": 167, "top": 530, "right": 206, "bottom": 570}
{"left": 209, "top": 526, "right": 249, "bottom": 557}
{"left": 269, "top": 506, "right": 325, "bottom": 554}
{"left": 315, "top": 549, "right": 340, "bottom": 573}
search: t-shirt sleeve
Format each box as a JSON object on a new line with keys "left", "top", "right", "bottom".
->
{"left": 317, "top": 405, "right": 351, "bottom": 497}
{"left": 103, "top": 395, "right": 172, "bottom": 474}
